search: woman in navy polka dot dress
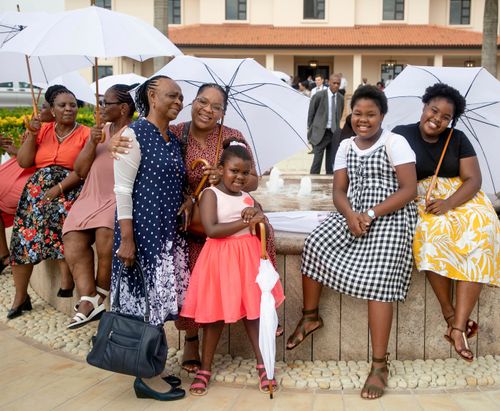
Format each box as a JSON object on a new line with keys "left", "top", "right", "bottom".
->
{"left": 112, "top": 76, "right": 190, "bottom": 326}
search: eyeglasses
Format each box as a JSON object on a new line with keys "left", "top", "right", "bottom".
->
{"left": 99, "top": 100, "right": 121, "bottom": 107}
{"left": 194, "top": 97, "right": 224, "bottom": 113}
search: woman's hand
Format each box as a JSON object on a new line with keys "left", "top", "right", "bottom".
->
{"left": 203, "top": 166, "right": 221, "bottom": 185}
{"left": 246, "top": 209, "right": 265, "bottom": 235}
{"left": 346, "top": 212, "right": 368, "bottom": 237}
{"left": 42, "top": 185, "right": 62, "bottom": 203}
{"left": 117, "top": 237, "right": 136, "bottom": 267}
{"left": 26, "top": 115, "right": 41, "bottom": 134}
{"left": 90, "top": 125, "right": 104, "bottom": 146}
{"left": 0, "top": 136, "right": 18, "bottom": 156}
{"left": 425, "top": 198, "right": 451, "bottom": 215}
{"left": 177, "top": 195, "right": 195, "bottom": 231}
{"left": 108, "top": 126, "right": 132, "bottom": 159}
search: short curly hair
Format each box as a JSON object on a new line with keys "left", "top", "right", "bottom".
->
{"left": 421, "top": 83, "right": 466, "bottom": 125}
{"left": 350, "top": 85, "right": 388, "bottom": 114}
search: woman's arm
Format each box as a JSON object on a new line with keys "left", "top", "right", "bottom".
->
{"left": 17, "top": 117, "right": 41, "bottom": 168}
{"left": 73, "top": 125, "right": 103, "bottom": 179}
{"left": 362, "top": 162, "right": 417, "bottom": 222}
{"left": 199, "top": 189, "right": 258, "bottom": 238}
{"left": 425, "top": 156, "right": 481, "bottom": 215}
{"left": 114, "top": 128, "right": 141, "bottom": 267}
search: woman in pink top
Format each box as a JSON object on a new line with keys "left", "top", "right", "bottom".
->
{"left": 181, "top": 139, "right": 284, "bottom": 396}
{"left": 63, "top": 84, "right": 136, "bottom": 329}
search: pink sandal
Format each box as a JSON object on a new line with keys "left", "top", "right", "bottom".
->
{"left": 256, "top": 364, "right": 278, "bottom": 393}
{"left": 189, "top": 369, "right": 211, "bottom": 396}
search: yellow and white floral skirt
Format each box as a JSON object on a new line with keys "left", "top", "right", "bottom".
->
{"left": 413, "top": 176, "right": 500, "bottom": 286}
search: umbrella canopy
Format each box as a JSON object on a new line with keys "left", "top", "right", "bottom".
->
{"left": 271, "top": 70, "right": 291, "bottom": 83}
{"left": 34, "top": 71, "right": 95, "bottom": 105}
{"left": 383, "top": 65, "right": 500, "bottom": 196}
{"left": 90, "top": 73, "right": 146, "bottom": 95}
{"left": 256, "top": 223, "right": 279, "bottom": 398}
{"left": 0, "top": 11, "right": 49, "bottom": 46}
{"left": 154, "top": 55, "right": 309, "bottom": 175}
{"left": 1, "top": 6, "right": 182, "bottom": 61}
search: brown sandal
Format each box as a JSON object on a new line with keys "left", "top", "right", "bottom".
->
{"left": 286, "top": 308, "right": 323, "bottom": 350}
{"left": 181, "top": 335, "right": 201, "bottom": 373}
{"left": 445, "top": 327, "right": 474, "bottom": 362}
{"left": 361, "top": 353, "right": 389, "bottom": 400}
{"left": 444, "top": 314, "right": 478, "bottom": 339}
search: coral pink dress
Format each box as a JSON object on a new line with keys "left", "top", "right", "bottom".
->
{"left": 181, "top": 187, "right": 284, "bottom": 323}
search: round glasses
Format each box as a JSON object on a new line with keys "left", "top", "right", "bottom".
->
{"left": 194, "top": 97, "right": 224, "bottom": 113}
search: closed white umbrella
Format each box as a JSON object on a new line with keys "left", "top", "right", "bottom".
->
{"left": 154, "top": 56, "right": 309, "bottom": 174}
{"left": 90, "top": 73, "right": 146, "bottom": 95}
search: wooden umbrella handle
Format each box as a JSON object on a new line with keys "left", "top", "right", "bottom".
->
{"left": 425, "top": 128, "right": 454, "bottom": 204}
{"left": 258, "top": 222, "right": 267, "bottom": 259}
{"left": 191, "top": 158, "right": 211, "bottom": 199}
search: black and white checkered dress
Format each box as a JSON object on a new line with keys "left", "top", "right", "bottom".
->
{"left": 301, "top": 141, "right": 417, "bottom": 302}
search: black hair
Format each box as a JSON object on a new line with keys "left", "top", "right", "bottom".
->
{"left": 134, "top": 75, "right": 171, "bottom": 117}
{"left": 108, "top": 83, "right": 137, "bottom": 118}
{"left": 421, "top": 83, "right": 466, "bottom": 126}
{"left": 219, "top": 138, "right": 252, "bottom": 166}
{"left": 300, "top": 80, "right": 310, "bottom": 90}
{"left": 45, "top": 84, "right": 72, "bottom": 105}
{"left": 196, "top": 83, "right": 229, "bottom": 114}
{"left": 350, "top": 85, "right": 388, "bottom": 115}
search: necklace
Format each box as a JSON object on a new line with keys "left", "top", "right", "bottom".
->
{"left": 55, "top": 122, "right": 78, "bottom": 143}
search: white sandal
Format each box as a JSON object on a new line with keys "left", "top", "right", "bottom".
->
{"left": 67, "top": 294, "right": 106, "bottom": 329}
{"left": 73, "top": 286, "right": 109, "bottom": 312}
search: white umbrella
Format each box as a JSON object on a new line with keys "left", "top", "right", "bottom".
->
{"left": 383, "top": 65, "right": 500, "bottom": 197}
{"left": 35, "top": 71, "right": 95, "bottom": 105}
{"left": 0, "top": 11, "right": 49, "bottom": 46}
{"left": 154, "top": 56, "right": 309, "bottom": 174}
{"left": 256, "top": 223, "right": 279, "bottom": 399}
{"left": 2, "top": 5, "right": 182, "bottom": 122}
{"left": 271, "top": 70, "right": 291, "bottom": 84}
{"left": 90, "top": 73, "right": 146, "bottom": 95}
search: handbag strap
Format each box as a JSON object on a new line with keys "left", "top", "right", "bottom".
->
{"left": 112, "top": 262, "right": 151, "bottom": 323}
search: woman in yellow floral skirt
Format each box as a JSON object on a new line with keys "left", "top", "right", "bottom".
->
{"left": 393, "top": 83, "right": 500, "bottom": 362}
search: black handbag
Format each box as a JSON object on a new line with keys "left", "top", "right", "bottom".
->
{"left": 87, "top": 262, "right": 168, "bottom": 378}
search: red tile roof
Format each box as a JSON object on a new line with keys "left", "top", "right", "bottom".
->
{"left": 169, "top": 24, "right": 497, "bottom": 49}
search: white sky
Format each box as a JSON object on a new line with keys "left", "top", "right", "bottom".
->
{"left": 0, "top": 0, "right": 64, "bottom": 13}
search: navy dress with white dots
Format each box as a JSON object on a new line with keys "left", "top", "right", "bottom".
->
{"left": 111, "top": 119, "right": 190, "bottom": 325}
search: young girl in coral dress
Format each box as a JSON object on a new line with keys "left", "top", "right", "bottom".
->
{"left": 181, "top": 139, "right": 285, "bottom": 396}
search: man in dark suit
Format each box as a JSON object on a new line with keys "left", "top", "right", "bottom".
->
{"left": 307, "top": 73, "right": 345, "bottom": 174}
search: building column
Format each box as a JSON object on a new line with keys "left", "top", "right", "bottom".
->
{"left": 434, "top": 54, "right": 443, "bottom": 67}
{"left": 352, "top": 54, "right": 362, "bottom": 92}
{"left": 265, "top": 53, "right": 275, "bottom": 70}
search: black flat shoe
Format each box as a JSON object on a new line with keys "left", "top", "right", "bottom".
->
{"left": 162, "top": 375, "right": 182, "bottom": 388}
{"left": 7, "top": 294, "right": 32, "bottom": 319}
{"left": 57, "top": 287, "right": 74, "bottom": 298}
{"left": 133, "top": 377, "right": 185, "bottom": 401}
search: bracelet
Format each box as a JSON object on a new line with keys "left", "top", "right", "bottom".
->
{"left": 58, "top": 182, "right": 64, "bottom": 195}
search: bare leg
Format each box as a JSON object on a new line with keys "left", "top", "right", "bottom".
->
{"left": 94, "top": 227, "right": 113, "bottom": 294}
{"left": 190, "top": 321, "right": 224, "bottom": 395}
{"left": 448, "top": 280, "right": 482, "bottom": 360}
{"left": 0, "top": 216, "right": 9, "bottom": 257}
{"left": 182, "top": 327, "right": 201, "bottom": 372}
{"left": 362, "top": 300, "right": 392, "bottom": 399}
{"left": 242, "top": 318, "right": 263, "bottom": 364}
{"left": 11, "top": 263, "right": 34, "bottom": 308}
{"left": 286, "top": 274, "right": 323, "bottom": 349}
{"left": 426, "top": 270, "right": 454, "bottom": 320}
{"left": 63, "top": 230, "right": 95, "bottom": 314}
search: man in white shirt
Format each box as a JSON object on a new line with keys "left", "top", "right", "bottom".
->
{"left": 310, "top": 74, "right": 326, "bottom": 97}
{"left": 339, "top": 73, "right": 347, "bottom": 96}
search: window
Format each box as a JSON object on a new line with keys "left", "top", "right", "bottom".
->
{"left": 303, "top": 0, "right": 325, "bottom": 20}
{"left": 93, "top": 65, "right": 113, "bottom": 82}
{"left": 94, "top": 0, "right": 111, "bottom": 10}
{"left": 450, "top": 0, "right": 470, "bottom": 25}
{"left": 168, "top": 0, "right": 181, "bottom": 24}
{"left": 226, "top": 0, "right": 247, "bottom": 20}
{"left": 383, "top": 0, "right": 404, "bottom": 20}
{"left": 381, "top": 63, "right": 404, "bottom": 85}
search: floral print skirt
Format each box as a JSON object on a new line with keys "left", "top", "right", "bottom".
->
{"left": 10, "top": 166, "right": 81, "bottom": 265}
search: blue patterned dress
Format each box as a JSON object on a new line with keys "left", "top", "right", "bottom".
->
{"left": 111, "top": 119, "right": 190, "bottom": 325}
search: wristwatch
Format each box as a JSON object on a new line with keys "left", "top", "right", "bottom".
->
{"left": 367, "top": 209, "right": 376, "bottom": 220}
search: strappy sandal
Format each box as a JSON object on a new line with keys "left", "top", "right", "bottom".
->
{"left": 67, "top": 294, "right": 106, "bottom": 329}
{"left": 361, "top": 353, "right": 389, "bottom": 400}
{"left": 256, "top": 364, "right": 278, "bottom": 394}
{"left": 181, "top": 335, "right": 201, "bottom": 373}
{"left": 189, "top": 369, "right": 211, "bottom": 396}
{"left": 0, "top": 254, "right": 10, "bottom": 275}
{"left": 286, "top": 308, "right": 323, "bottom": 350}
{"left": 444, "top": 314, "right": 478, "bottom": 339}
{"left": 445, "top": 327, "right": 474, "bottom": 363}
{"left": 74, "top": 286, "right": 109, "bottom": 312}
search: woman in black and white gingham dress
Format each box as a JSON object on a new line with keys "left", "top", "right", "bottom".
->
{"left": 286, "top": 86, "right": 417, "bottom": 400}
